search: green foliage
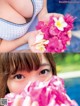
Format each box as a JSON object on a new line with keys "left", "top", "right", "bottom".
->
{"left": 53, "top": 53, "right": 80, "bottom": 73}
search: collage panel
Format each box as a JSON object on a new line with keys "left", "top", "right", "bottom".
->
{"left": 0, "top": 0, "right": 80, "bottom": 53}
{"left": 0, "top": 53, "right": 80, "bottom": 106}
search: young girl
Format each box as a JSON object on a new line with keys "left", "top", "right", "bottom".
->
{"left": 0, "top": 0, "right": 63, "bottom": 52}
{"left": 0, "top": 53, "right": 78, "bottom": 106}
{"left": 0, "top": 53, "right": 56, "bottom": 106}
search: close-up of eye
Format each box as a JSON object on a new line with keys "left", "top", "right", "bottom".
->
{"left": 13, "top": 74, "right": 25, "bottom": 80}
{"left": 40, "top": 69, "right": 50, "bottom": 75}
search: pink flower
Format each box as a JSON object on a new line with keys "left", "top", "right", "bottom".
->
{"left": 64, "top": 14, "right": 75, "bottom": 30}
{"left": 59, "top": 33, "right": 70, "bottom": 45}
{"left": 35, "top": 14, "right": 75, "bottom": 52}
{"left": 5, "top": 76, "right": 78, "bottom": 106}
{"left": 49, "top": 26, "right": 59, "bottom": 36}
{"left": 36, "top": 21, "right": 45, "bottom": 30}
{"left": 46, "top": 37, "right": 64, "bottom": 53}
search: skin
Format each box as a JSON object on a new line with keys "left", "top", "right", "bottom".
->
{"left": 0, "top": 0, "right": 33, "bottom": 24}
{"left": 7, "top": 54, "right": 53, "bottom": 106}
{"left": 7, "top": 0, "right": 34, "bottom": 18}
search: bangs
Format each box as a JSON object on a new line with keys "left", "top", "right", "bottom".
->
{"left": 0, "top": 53, "right": 56, "bottom": 77}
{"left": 0, "top": 53, "right": 41, "bottom": 76}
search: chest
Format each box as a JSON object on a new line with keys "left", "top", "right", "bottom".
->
{"left": 0, "top": 0, "right": 34, "bottom": 24}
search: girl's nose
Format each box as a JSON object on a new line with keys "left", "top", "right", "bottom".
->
{"left": 25, "top": 75, "right": 38, "bottom": 84}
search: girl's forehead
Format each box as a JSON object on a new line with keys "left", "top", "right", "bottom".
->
{"left": 40, "top": 54, "right": 49, "bottom": 64}
{"left": 36, "top": 54, "right": 50, "bottom": 66}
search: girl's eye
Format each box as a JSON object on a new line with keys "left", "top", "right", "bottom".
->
{"left": 13, "top": 74, "right": 25, "bottom": 79}
{"left": 40, "top": 69, "right": 50, "bottom": 75}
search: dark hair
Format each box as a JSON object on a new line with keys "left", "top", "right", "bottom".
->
{"left": 0, "top": 53, "right": 56, "bottom": 98}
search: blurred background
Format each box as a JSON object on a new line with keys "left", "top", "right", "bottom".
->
{"left": 53, "top": 53, "right": 80, "bottom": 105}
{"left": 47, "top": 0, "right": 80, "bottom": 52}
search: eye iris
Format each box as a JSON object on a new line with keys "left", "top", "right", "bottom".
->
{"left": 16, "top": 74, "right": 22, "bottom": 79}
{"left": 41, "top": 70, "right": 46, "bottom": 74}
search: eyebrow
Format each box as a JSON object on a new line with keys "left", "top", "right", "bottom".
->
{"left": 40, "top": 63, "right": 50, "bottom": 67}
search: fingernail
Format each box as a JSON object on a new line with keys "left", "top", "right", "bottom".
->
{"left": 67, "top": 41, "right": 70, "bottom": 45}
{"left": 12, "top": 95, "right": 22, "bottom": 106}
{"left": 32, "top": 101, "right": 39, "bottom": 106}
{"left": 25, "top": 96, "right": 31, "bottom": 102}
{"left": 16, "top": 95, "right": 23, "bottom": 99}
{"left": 22, "top": 96, "right": 31, "bottom": 106}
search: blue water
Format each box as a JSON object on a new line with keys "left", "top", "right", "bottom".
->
{"left": 64, "top": 77, "right": 80, "bottom": 105}
{"left": 47, "top": 0, "right": 80, "bottom": 52}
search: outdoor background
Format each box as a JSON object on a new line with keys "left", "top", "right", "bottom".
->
{"left": 54, "top": 53, "right": 80, "bottom": 73}
{"left": 47, "top": 0, "right": 80, "bottom": 52}
{"left": 47, "top": 1, "right": 80, "bottom": 103}
{"left": 53, "top": 53, "right": 80, "bottom": 105}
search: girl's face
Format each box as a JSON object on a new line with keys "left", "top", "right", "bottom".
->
{"left": 7, "top": 55, "right": 53, "bottom": 94}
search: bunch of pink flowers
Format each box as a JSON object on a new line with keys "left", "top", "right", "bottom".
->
{"left": 5, "top": 76, "right": 78, "bottom": 106}
{"left": 35, "top": 14, "right": 75, "bottom": 52}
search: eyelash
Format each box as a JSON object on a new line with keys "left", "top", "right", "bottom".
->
{"left": 13, "top": 74, "right": 25, "bottom": 79}
{"left": 39, "top": 69, "right": 50, "bottom": 75}
{"left": 13, "top": 69, "right": 50, "bottom": 79}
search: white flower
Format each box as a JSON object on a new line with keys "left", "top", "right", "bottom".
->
{"left": 53, "top": 17, "right": 67, "bottom": 31}
{"left": 35, "top": 33, "right": 44, "bottom": 43}
{"left": 35, "top": 31, "right": 49, "bottom": 52}
{"left": 35, "top": 43, "right": 46, "bottom": 52}
{"left": 43, "top": 40, "right": 49, "bottom": 44}
{"left": 35, "top": 39, "right": 49, "bottom": 52}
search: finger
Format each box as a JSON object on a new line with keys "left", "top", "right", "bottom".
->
{"left": 27, "top": 30, "right": 39, "bottom": 41}
{"left": 52, "top": 13, "right": 64, "bottom": 18}
{"left": 30, "top": 46, "right": 45, "bottom": 53}
{"left": 12, "top": 95, "right": 22, "bottom": 106}
{"left": 22, "top": 96, "right": 32, "bottom": 106}
{"left": 46, "top": 13, "right": 63, "bottom": 18}
{"left": 67, "top": 30, "right": 72, "bottom": 38}
{"left": 32, "top": 101, "right": 39, "bottom": 106}
{"left": 41, "top": 13, "right": 63, "bottom": 22}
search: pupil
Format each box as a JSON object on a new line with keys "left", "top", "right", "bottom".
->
{"left": 17, "top": 74, "right": 22, "bottom": 79}
{"left": 41, "top": 70, "right": 45, "bottom": 74}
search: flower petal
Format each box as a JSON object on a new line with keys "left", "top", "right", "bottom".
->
{"left": 36, "top": 34, "right": 44, "bottom": 43}
{"left": 53, "top": 17, "right": 57, "bottom": 22}
{"left": 35, "top": 44, "right": 46, "bottom": 52}
{"left": 62, "top": 22, "right": 67, "bottom": 27}
{"left": 59, "top": 17, "right": 64, "bottom": 22}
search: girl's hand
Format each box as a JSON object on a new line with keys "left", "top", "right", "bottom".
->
{"left": 28, "top": 30, "right": 44, "bottom": 53}
{"left": 38, "top": 13, "right": 63, "bottom": 22}
{"left": 0, "top": 31, "right": 37, "bottom": 52}
{"left": 12, "top": 95, "right": 39, "bottom": 106}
